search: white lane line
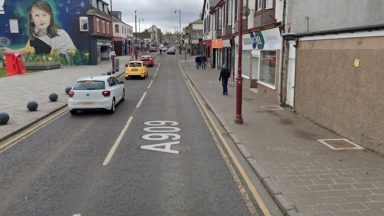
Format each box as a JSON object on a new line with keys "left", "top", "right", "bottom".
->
{"left": 136, "top": 92, "right": 147, "bottom": 108}
{"left": 147, "top": 80, "right": 154, "bottom": 89}
{"left": 154, "top": 72, "right": 157, "bottom": 78}
{"left": 103, "top": 116, "right": 133, "bottom": 166}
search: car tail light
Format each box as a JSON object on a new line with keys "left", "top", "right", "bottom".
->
{"left": 102, "top": 90, "right": 111, "bottom": 97}
{"left": 68, "top": 91, "right": 74, "bottom": 97}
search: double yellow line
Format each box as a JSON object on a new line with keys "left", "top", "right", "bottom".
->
{"left": 0, "top": 107, "right": 68, "bottom": 153}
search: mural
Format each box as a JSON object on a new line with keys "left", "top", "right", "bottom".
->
{"left": 0, "top": 0, "right": 91, "bottom": 65}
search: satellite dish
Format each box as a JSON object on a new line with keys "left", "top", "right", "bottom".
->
{"left": 0, "top": 37, "right": 10, "bottom": 47}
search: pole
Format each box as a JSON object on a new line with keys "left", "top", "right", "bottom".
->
{"left": 135, "top": 10, "right": 138, "bottom": 60}
{"left": 179, "top": 10, "right": 181, "bottom": 55}
{"left": 235, "top": 0, "right": 244, "bottom": 124}
{"left": 109, "top": 0, "right": 114, "bottom": 71}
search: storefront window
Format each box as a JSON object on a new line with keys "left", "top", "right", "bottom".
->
{"left": 259, "top": 51, "right": 276, "bottom": 88}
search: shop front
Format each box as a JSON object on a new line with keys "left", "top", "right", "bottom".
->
{"left": 242, "top": 27, "right": 282, "bottom": 103}
{"left": 212, "top": 38, "right": 223, "bottom": 69}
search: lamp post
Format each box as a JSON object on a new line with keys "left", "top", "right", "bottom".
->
{"left": 109, "top": 0, "right": 115, "bottom": 72}
{"left": 235, "top": 0, "right": 244, "bottom": 124}
{"left": 139, "top": 18, "right": 144, "bottom": 33}
{"left": 134, "top": 10, "right": 138, "bottom": 60}
{"left": 174, "top": 9, "right": 181, "bottom": 54}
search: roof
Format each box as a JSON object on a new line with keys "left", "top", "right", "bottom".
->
{"left": 86, "top": 9, "right": 111, "bottom": 20}
{"left": 77, "top": 75, "right": 111, "bottom": 81}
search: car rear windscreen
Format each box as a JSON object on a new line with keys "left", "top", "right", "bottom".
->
{"left": 129, "top": 62, "right": 142, "bottom": 67}
{"left": 73, "top": 80, "right": 105, "bottom": 90}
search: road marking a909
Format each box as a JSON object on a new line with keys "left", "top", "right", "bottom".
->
{"left": 140, "top": 121, "right": 181, "bottom": 154}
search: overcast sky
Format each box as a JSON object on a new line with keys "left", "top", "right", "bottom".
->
{"left": 110, "top": 0, "right": 204, "bottom": 33}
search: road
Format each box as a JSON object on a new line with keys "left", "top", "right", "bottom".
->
{"left": 0, "top": 54, "right": 271, "bottom": 216}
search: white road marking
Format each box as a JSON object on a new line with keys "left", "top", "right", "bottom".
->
{"left": 73, "top": 214, "right": 81, "bottom": 216}
{"left": 140, "top": 141, "right": 180, "bottom": 154}
{"left": 147, "top": 80, "right": 154, "bottom": 88}
{"left": 154, "top": 73, "right": 157, "bottom": 78}
{"left": 136, "top": 92, "right": 147, "bottom": 108}
{"left": 103, "top": 116, "right": 133, "bottom": 166}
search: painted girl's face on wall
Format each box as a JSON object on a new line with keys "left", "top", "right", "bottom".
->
{"left": 31, "top": 7, "right": 51, "bottom": 31}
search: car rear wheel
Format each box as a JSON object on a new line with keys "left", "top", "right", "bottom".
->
{"left": 121, "top": 90, "right": 125, "bottom": 102}
{"left": 109, "top": 99, "right": 116, "bottom": 114}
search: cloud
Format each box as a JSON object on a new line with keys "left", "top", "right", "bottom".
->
{"left": 111, "top": 0, "right": 204, "bottom": 33}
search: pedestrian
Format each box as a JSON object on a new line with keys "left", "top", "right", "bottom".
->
{"left": 219, "top": 64, "right": 231, "bottom": 95}
{"left": 201, "top": 55, "right": 207, "bottom": 69}
{"left": 195, "top": 55, "right": 201, "bottom": 69}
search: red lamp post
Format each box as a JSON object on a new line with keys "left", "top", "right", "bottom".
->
{"left": 235, "top": 0, "right": 244, "bottom": 124}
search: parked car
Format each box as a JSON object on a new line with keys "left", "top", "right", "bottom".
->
{"left": 149, "top": 47, "right": 158, "bottom": 52}
{"left": 139, "top": 55, "right": 155, "bottom": 67}
{"left": 125, "top": 61, "right": 148, "bottom": 79}
{"left": 160, "top": 46, "right": 168, "bottom": 52}
{"left": 166, "top": 47, "right": 176, "bottom": 55}
{"left": 68, "top": 75, "right": 125, "bottom": 114}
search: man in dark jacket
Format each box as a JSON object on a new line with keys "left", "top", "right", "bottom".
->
{"left": 195, "top": 55, "right": 201, "bottom": 69}
{"left": 219, "top": 64, "right": 231, "bottom": 95}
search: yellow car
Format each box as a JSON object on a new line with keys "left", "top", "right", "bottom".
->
{"left": 125, "top": 61, "right": 148, "bottom": 79}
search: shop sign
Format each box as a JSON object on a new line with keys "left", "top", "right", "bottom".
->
{"left": 223, "top": 39, "right": 231, "bottom": 48}
{"left": 212, "top": 38, "right": 223, "bottom": 49}
{"left": 243, "top": 28, "right": 282, "bottom": 50}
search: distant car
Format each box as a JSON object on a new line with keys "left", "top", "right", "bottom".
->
{"left": 166, "top": 47, "right": 176, "bottom": 55}
{"left": 149, "top": 47, "right": 158, "bottom": 52}
{"left": 160, "top": 46, "right": 168, "bottom": 52}
{"left": 139, "top": 55, "right": 155, "bottom": 67}
{"left": 68, "top": 75, "right": 125, "bottom": 115}
{"left": 125, "top": 61, "right": 148, "bottom": 79}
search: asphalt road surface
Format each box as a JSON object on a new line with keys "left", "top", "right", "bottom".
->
{"left": 0, "top": 54, "right": 266, "bottom": 216}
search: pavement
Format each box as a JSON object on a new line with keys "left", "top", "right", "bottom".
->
{"left": 1, "top": 54, "right": 384, "bottom": 216}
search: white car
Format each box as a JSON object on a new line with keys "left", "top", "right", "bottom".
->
{"left": 68, "top": 75, "right": 125, "bottom": 114}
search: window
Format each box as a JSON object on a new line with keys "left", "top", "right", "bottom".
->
{"left": 259, "top": 51, "right": 276, "bottom": 88}
{"left": 265, "top": 0, "right": 273, "bottom": 9}
{"left": 73, "top": 81, "right": 105, "bottom": 90}
{"left": 226, "top": 0, "right": 232, "bottom": 25}
{"left": 256, "top": 0, "right": 263, "bottom": 11}
{"left": 218, "top": 8, "right": 222, "bottom": 30}
{"left": 115, "top": 24, "right": 119, "bottom": 33}
{"left": 0, "top": 0, "right": 5, "bottom": 14}
{"left": 98, "top": 1, "right": 103, "bottom": 11}
{"left": 9, "top": 19, "right": 19, "bottom": 33}
{"left": 96, "top": 18, "right": 100, "bottom": 32}
{"left": 91, "top": 0, "right": 97, "bottom": 8}
{"left": 102, "top": 20, "right": 105, "bottom": 33}
{"left": 106, "top": 22, "right": 110, "bottom": 34}
{"left": 234, "top": 0, "right": 238, "bottom": 21}
{"left": 79, "top": 17, "right": 88, "bottom": 31}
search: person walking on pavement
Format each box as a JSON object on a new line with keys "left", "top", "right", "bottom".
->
{"left": 219, "top": 64, "right": 230, "bottom": 95}
{"left": 195, "top": 55, "right": 201, "bottom": 69}
{"left": 201, "top": 55, "right": 207, "bottom": 69}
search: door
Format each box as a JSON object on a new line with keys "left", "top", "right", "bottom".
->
{"left": 286, "top": 41, "right": 296, "bottom": 107}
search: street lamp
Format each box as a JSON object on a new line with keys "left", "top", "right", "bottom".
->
{"left": 235, "top": 0, "right": 244, "bottom": 124}
{"left": 174, "top": 9, "right": 181, "bottom": 54}
{"left": 134, "top": 10, "right": 138, "bottom": 60}
{"left": 139, "top": 18, "right": 144, "bottom": 33}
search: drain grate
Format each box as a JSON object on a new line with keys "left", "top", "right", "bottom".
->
{"left": 318, "top": 138, "right": 364, "bottom": 150}
{"left": 260, "top": 105, "right": 284, "bottom": 111}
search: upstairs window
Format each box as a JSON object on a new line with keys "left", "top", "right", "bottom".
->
{"left": 96, "top": 18, "right": 100, "bottom": 32}
{"left": 115, "top": 24, "right": 119, "bottom": 33}
{"left": 265, "top": 0, "right": 273, "bottom": 9}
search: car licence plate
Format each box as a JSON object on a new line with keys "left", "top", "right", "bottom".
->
{"left": 131, "top": 69, "right": 138, "bottom": 71}
{"left": 80, "top": 102, "right": 95, "bottom": 105}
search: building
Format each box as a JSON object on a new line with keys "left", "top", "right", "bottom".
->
{"left": 186, "top": 19, "right": 203, "bottom": 56}
{"left": 0, "top": 0, "right": 117, "bottom": 65}
{"left": 111, "top": 11, "right": 133, "bottom": 56}
{"left": 282, "top": 0, "right": 384, "bottom": 153}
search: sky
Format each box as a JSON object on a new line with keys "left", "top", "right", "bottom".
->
{"left": 110, "top": 0, "right": 205, "bottom": 33}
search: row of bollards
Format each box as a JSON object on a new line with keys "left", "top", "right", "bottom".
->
{"left": 0, "top": 91, "right": 65, "bottom": 125}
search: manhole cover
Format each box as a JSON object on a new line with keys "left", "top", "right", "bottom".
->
{"left": 318, "top": 138, "right": 364, "bottom": 150}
